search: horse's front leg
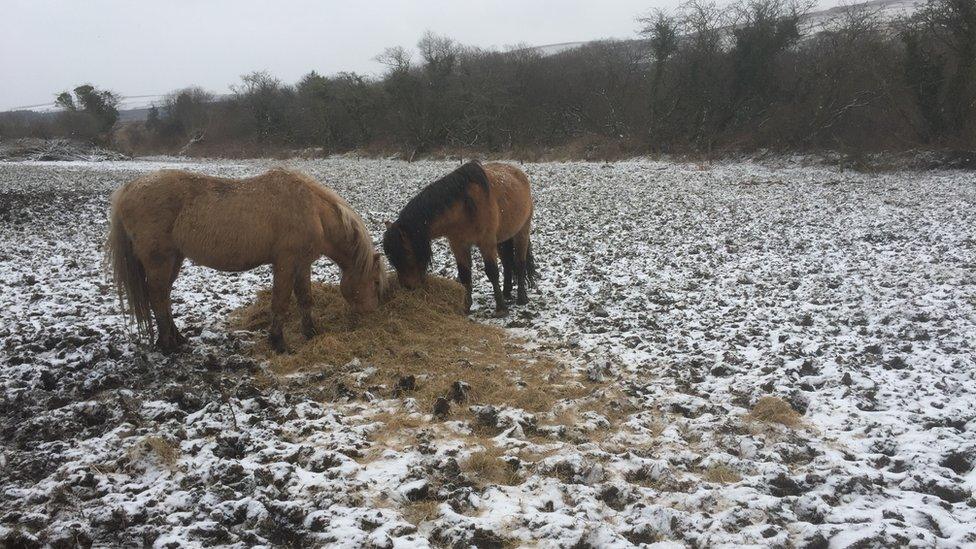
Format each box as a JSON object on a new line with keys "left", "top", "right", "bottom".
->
{"left": 269, "top": 261, "right": 297, "bottom": 353}
{"left": 449, "top": 240, "right": 473, "bottom": 313}
{"left": 498, "top": 240, "right": 514, "bottom": 302}
{"left": 293, "top": 261, "right": 318, "bottom": 340}
{"left": 478, "top": 242, "right": 508, "bottom": 317}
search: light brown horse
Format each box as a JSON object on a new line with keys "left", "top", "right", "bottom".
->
{"left": 382, "top": 160, "right": 536, "bottom": 316}
{"left": 106, "top": 168, "right": 386, "bottom": 353}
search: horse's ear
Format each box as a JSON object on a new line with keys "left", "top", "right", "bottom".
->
{"left": 384, "top": 220, "right": 393, "bottom": 229}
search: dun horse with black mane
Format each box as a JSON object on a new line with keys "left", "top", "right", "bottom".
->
{"left": 383, "top": 161, "right": 536, "bottom": 316}
{"left": 106, "top": 168, "right": 386, "bottom": 353}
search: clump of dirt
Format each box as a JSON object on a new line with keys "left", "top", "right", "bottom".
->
{"left": 230, "top": 276, "right": 588, "bottom": 413}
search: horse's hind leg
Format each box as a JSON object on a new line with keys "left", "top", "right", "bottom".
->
{"left": 269, "top": 261, "right": 297, "bottom": 353}
{"left": 167, "top": 254, "right": 186, "bottom": 345}
{"left": 498, "top": 239, "right": 515, "bottom": 302}
{"left": 477, "top": 241, "right": 508, "bottom": 317}
{"left": 144, "top": 253, "right": 181, "bottom": 352}
{"left": 513, "top": 221, "right": 532, "bottom": 305}
{"left": 293, "top": 261, "right": 318, "bottom": 340}
{"left": 449, "top": 239, "right": 473, "bottom": 313}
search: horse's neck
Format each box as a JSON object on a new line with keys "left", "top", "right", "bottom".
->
{"left": 426, "top": 208, "right": 464, "bottom": 240}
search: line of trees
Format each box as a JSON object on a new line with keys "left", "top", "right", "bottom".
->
{"left": 1, "top": 85, "right": 121, "bottom": 143}
{"left": 3, "top": 0, "right": 974, "bottom": 159}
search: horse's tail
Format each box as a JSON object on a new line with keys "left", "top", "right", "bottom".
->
{"left": 525, "top": 238, "right": 538, "bottom": 288}
{"left": 105, "top": 189, "right": 154, "bottom": 341}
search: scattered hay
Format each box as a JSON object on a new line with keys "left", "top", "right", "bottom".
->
{"left": 701, "top": 464, "right": 741, "bottom": 484}
{"left": 746, "top": 396, "right": 802, "bottom": 427}
{"left": 623, "top": 466, "right": 663, "bottom": 488}
{"left": 371, "top": 411, "right": 425, "bottom": 434}
{"left": 229, "top": 276, "right": 589, "bottom": 413}
{"left": 464, "top": 447, "right": 520, "bottom": 486}
{"left": 402, "top": 500, "right": 440, "bottom": 526}
{"left": 542, "top": 408, "right": 579, "bottom": 429}
{"left": 513, "top": 447, "right": 557, "bottom": 465}
{"left": 643, "top": 417, "right": 667, "bottom": 438}
{"left": 363, "top": 411, "right": 426, "bottom": 455}
{"left": 677, "top": 421, "right": 703, "bottom": 444}
{"left": 128, "top": 436, "right": 179, "bottom": 468}
{"left": 576, "top": 386, "right": 638, "bottom": 432}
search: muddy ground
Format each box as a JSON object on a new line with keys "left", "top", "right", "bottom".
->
{"left": 1, "top": 157, "right": 974, "bottom": 548}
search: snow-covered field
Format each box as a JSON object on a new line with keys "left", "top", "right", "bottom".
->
{"left": 1, "top": 157, "right": 974, "bottom": 548}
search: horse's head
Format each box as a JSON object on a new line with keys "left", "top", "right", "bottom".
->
{"left": 340, "top": 251, "right": 386, "bottom": 313}
{"left": 382, "top": 221, "right": 427, "bottom": 289}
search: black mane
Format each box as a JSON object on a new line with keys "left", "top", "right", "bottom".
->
{"left": 383, "top": 160, "right": 489, "bottom": 272}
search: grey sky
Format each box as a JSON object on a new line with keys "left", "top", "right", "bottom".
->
{"left": 1, "top": 0, "right": 841, "bottom": 111}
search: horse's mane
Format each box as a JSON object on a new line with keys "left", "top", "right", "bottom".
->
{"left": 384, "top": 161, "right": 489, "bottom": 272}
{"left": 278, "top": 169, "right": 383, "bottom": 287}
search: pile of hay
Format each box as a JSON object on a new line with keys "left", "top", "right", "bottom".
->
{"left": 746, "top": 396, "right": 803, "bottom": 427}
{"left": 229, "top": 276, "right": 587, "bottom": 413}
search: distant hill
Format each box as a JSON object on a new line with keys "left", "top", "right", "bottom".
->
{"left": 803, "top": 0, "right": 924, "bottom": 29}
{"left": 523, "top": 0, "right": 924, "bottom": 57}
{"left": 6, "top": 94, "right": 169, "bottom": 116}
{"left": 3, "top": 94, "right": 230, "bottom": 123}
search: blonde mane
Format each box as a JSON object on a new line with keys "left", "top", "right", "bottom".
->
{"left": 286, "top": 170, "right": 386, "bottom": 291}
{"left": 331, "top": 196, "right": 375, "bottom": 274}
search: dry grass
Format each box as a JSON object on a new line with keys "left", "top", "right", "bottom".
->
{"left": 229, "top": 276, "right": 589, "bottom": 413}
{"left": 623, "top": 467, "right": 663, "bottom": 489}
{"left": 514, "top": 447, "right": 557, "bottom": 465}
{"left": 543, "top": 408, "right": 579, "bottom": 429}
{"left": 745, "top": 396, "right": 802, "bottom": 427}
{"left": 644, "top": 417, "right": 667, "bottom": 438}
{"left": 581, "top": 387, "right": 638, "bottom": 427}
{"left": 402, "top": 500, "right": 441, "bottom": 526}
{"left": 701, "top": 464, "right": 742, "bottom": 484}
{"left": 677, "top": 421, "right": 703, "bottom": 444}
{"left": 363, "top": 411, "right": 426, "bottom": 454}
{"left": 531, "top": 387, "right": 635, "bottom": 444}
{"left": 463, "top": 447, "right": 521, "bottom": 486}
{"left": 127, "top": 436, "right": 179, "bottom": 468}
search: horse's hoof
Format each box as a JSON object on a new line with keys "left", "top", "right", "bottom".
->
{"left": 269, "top": 334, "right": 287, "bottom": 354}
{"left": 155, "top": 340, "right": 181, "bottom": 354}
{"left": 516, "top": 295, "right": 529, "bottom": 306}
{"left": 493, "top": 308, "right": 509, "bottom": 318}
{"left": 271, "top": 344, "right": 291, "bottom": 355}
{"left": 302, "top": 325, "right": 319, "bottom": 340}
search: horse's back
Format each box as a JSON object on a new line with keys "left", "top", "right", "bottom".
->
{"left": 481, "top": 162, "right": 533, "bottom": 239}
{"left": 113, "top": 170, "right": 197, "bottom": 238}
{"left": 115, "top": 169, "right": 324, "bottom": 271}
{"left": 483, "top": 162, "right": 530, "bottom": 189}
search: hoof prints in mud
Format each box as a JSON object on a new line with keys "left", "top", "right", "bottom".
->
{"left": 1, "top": 157, "right": 975, "bottom": 547}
